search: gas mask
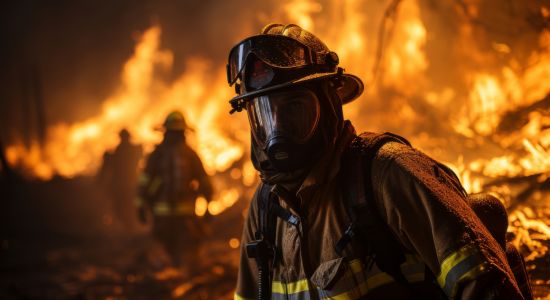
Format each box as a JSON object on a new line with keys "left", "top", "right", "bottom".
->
{"left": 226, "top": 23, "right": 365, "bottom": 172}
{"left": 247, "top": 87, "right": 322, "bottom": 171}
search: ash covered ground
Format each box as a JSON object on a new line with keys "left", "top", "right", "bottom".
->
{"left": 0, "top": 175, "right": 244, "bottom": 300}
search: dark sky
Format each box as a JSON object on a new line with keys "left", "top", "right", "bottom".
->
{"left": 0, "top": 0, "right": 273, "bottom": 143}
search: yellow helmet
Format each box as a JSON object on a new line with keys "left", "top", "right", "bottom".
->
{"left": 163, "top": 111, "right": 188, "bottom": 131}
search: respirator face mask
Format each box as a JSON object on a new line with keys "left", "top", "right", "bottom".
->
{"left": 246, "top": 87, "right": 321, "bottom": 171}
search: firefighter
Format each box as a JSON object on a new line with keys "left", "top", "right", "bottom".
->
{"left": 228, "top": 24, "right": 530, "bottom": 299}
{"left": 137, "top": 111, "right": 213, "bottom": 268}
{"left": 98, "top": 129, "right": 143, "bottom": 230}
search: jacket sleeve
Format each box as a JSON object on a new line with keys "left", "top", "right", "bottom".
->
{"left": 235, "top": 184, "right": 262, "bottom": 300}
{"left": 371, "top": 142, "right": 523, "bottom": 300}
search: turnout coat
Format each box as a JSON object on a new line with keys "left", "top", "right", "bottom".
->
{"left": 235, "top": 122, "right": 523, "bottom": 300}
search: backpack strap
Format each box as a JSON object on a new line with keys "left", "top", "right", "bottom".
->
{"left": 336, "top": 132, "right": 411, "bottom": 254}
{"left": 336, "top": 132, "right": 413, "bottom": 288}
{"left": 245, "top": 183, "right": 275, "bottom": 300}
{"left": 354, "top": 132, "right": 412, "bottom": 202}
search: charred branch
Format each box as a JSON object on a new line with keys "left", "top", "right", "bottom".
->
{"left": 483, "top": 173, "right": 543, "bottom": 187}
{"left": 372, "top": 0, "right": 403, "bottom": 85}
{"left": 497, "top": 93, "right": 550, "bottom": 133}
{"left": 484, "top": 172, "right": 550, "bottom": 211}
{"left": 454, "top": 0, "right": 549, "bottom": 35}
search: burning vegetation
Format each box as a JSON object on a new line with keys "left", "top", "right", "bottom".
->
{"left": 2, "top": 0, "right": 550, "bottom": 298}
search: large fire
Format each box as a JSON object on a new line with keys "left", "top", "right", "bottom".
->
{"left": 4, "top": 0, "right": 550, "bottom": 271}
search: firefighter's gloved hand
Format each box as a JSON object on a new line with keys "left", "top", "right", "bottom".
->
{"left": 138, "top": 207, "right": 148, "bottom": 224}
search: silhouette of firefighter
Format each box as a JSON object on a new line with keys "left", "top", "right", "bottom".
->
{"left": 137, "top": 111, "right": 213, "bottom": 268}
{"left": 228, "top": 24, "right": 532, "bottom": 299}
{"left": 98, "top": 129, "right": 143, "bottom": 230}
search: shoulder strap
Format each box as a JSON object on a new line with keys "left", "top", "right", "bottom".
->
{"left": 354, "top": 132, "right": 411, "bottom": 200}
{"left": 338, "top": 132, "right": 412, "bottom": 286}
{"left": 246, "top": 183, "right": 276, "bottom": 300}
{"left": 257, "top": 183, "right": 300, "bottom": 241}
{"left": 248, "top": 183, "right": 301, "bottom": 300}
{"left": 257, "top": 183, "right": 274, "bottom": 241}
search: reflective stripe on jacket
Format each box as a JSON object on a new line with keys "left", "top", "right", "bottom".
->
{"left": 137, "top": 138, "right": 213, "bottom": 217}
{"left": 152, "top": 201, "right": 195, "bottom": 216}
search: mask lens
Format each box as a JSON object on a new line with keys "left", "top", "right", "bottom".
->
{"left": 246, "top": 88, "right": 320, "bottom": 148}
{"left": 228, "top": 40, "right": 252, "bottom": 85}
{"left": 247, "top": 60, "right": 275, "bottom": 89}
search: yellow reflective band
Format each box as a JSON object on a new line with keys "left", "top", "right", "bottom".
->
{"left": 437, "top": 245, "right": 488, "bottom": 299}
{"left": 437, "top": 245, "right": 476, "bottom": 287}
{"left": 234, "top": 293, "right": 254, "bottom": 300}
{"left": 152, "top": 202, "right": 196, "bottom": 216}
{"left": 349, "top": 259, "right": 363, "bottom": 274}
{"left": 272, "top": 278, "right": 309, "bottom": 295}
{"left": 270, "top": 258, "right": 426, "bottom": 299}
{"left": 153, "top": 202, "right": 170, "bottom": 215}
{"left": 138, "top": 173, "right": 150, "bottom": 185}
{"left": 148, "top": 177, "right": 162, "bottom": 195}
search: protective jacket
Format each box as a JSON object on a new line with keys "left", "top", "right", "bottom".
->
{"left": 138, "top": 137, "right": 213, "bottom": 217}
{"left": 235, "top": 122, "right": 524, "bottom": 300}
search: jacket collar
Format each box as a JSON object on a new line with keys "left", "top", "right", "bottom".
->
{"left": 296, "top": 120, "right": 356, "bottom": 200}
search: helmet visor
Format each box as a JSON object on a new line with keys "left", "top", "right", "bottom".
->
{"left": 246, "top": 88, "right": 320, "bottom": 148}
{"left": 227, "top": 35, "right": 311, "bottom": 85}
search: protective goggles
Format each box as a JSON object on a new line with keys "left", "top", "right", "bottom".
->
{"left": 246, "top": 88, "right": 320, "bottom": 148}
{"left": 227, "top": 34, "right": 331, "bottom": 86}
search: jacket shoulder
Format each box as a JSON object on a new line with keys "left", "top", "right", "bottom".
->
{"left": 367, "top": 132, "right": 468, "bottom": 199}
{"left": 351, "top": 131, "right": 413, "bottom": 162}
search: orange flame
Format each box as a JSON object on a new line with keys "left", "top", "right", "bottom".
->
{"left": 5, "top": 1, "right": 550, "bottom": 258}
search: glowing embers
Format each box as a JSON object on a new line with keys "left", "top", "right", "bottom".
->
{"left": 509, "top": 205, "right": 550, "bottom": 262}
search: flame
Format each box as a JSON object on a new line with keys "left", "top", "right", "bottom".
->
{"left": 510, "top": 207, "right": 550, "bottom": 261}
{"left": 382, "top": 0, "right": 427, "bottom": 86}
{"left": 6, "top": 26, "right": 247, "bottom": 179}
{"left": 283, "top": 0, "right": 322, "bottom": 31}
{"left": 208, "top": 188, "right": 240, "bottom": 216}
{"left": 5, "top": 0, "right": 550, "bottom": 270}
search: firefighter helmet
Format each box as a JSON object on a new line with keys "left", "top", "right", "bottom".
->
{"left": 226, "top": 23, "right": 364, "bottom": 113}
{"left": 119, "top": 128, "right": 130, "bottom": 140}
{"left": 163, "top": 111, "right": 189, "bottom": 131}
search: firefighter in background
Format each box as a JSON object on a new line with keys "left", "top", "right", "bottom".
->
{"left": 228, "top": 24, "right": 531, "bottom": 299}
{"left": 98, "top": 129, "right": 143, "bottom": 230}
{"left": 137, "top": 111, "right": 213, "bottom": 268}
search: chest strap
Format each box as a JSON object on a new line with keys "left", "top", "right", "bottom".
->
{"left": 246, "top": 183, "right": 300, "bottom": 300}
